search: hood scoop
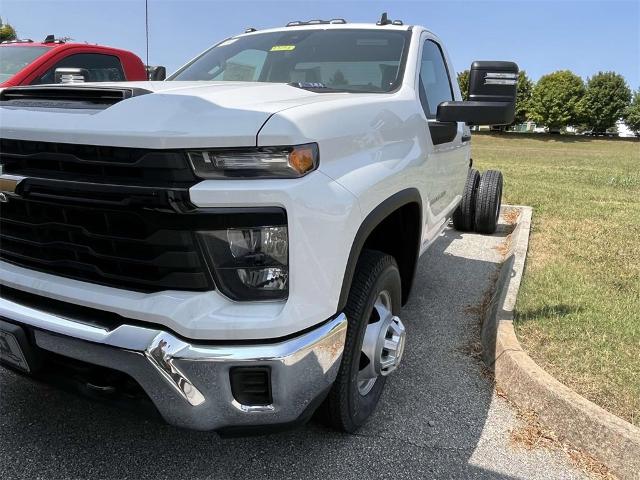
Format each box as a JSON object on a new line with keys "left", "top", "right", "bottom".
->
{"left": 0, "top": 86, "right": 151, "bottom": 109}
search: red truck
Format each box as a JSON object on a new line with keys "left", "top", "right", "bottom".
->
{"left": 0, "top": 35, "right": 149, "bottom": 87}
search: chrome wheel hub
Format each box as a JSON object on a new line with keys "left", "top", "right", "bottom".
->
{"left": 357, "top": 290, "right": 406, "bottom": 396}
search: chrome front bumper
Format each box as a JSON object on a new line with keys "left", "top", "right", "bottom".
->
{"left": 0, "top": 295, "right": 348, "bottom": 431}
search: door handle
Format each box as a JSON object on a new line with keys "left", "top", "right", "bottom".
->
{"left": 461, "top": 134, "right": 472, "bottom": 143}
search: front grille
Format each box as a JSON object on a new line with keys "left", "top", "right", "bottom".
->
{"left": 0, "top": 141, "right": 200, "bottom": 292}
{"left": 0, "top": 195, "right": 213, "bottom": 292}
{"left": 0, "top": 138, "right": 197, "bottom": 187}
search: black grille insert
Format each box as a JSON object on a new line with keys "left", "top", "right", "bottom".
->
{"left": 0, "top": 139, "right": 197, "bottom": 187}
{"left": 0, "top": 285, "right": 125, "bottom": 331}
{"left": 0, "top": 196, "right": 213, "bottom": 292}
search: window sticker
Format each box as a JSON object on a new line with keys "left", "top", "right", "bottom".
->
{"left": 270, "top": 45, "right": 296, "bottom": 52}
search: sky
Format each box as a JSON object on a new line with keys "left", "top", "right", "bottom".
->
{"left": 1, "top": 0, "right": 639, "bottom": 87}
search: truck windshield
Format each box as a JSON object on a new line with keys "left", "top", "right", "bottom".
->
{"left": 169, "top": 29, "right": 410, "bottom": 93}
{"left": 0, "top": 46, "right": 50, "bottom": 82}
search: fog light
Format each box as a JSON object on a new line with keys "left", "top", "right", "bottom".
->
{"left": 199, "top": 226, "right": 288, "bottom": 301}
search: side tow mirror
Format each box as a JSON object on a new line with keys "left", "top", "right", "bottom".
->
{"left": 437, "top": 61, "right": 519, "bottom": 126}
{"left": 54, "top": 67, "right": 90, "bottom": 84}
{"left": 147, "top": 65, "right": 167, "bottom": 81}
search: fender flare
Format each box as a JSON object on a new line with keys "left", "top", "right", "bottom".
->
{"left": 337, "top": 188, "right": 423, "bottom": 311}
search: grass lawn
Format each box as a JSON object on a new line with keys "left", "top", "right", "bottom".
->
{"left": 472, "top": 133, "right": 640, "bottom": 426}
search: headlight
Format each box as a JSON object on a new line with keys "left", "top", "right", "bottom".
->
{"left": 199, "top": 225, "right": 288, "bottom": 301}
{"left": 188, "top": 143, "right": 318, "bottom": 179}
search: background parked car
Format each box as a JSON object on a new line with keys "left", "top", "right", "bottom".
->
{"left": 583, "top": 130, "right": 617, "bottom": 137}
{"left": 0, "top": 34, "right": 147, "bottom": 87}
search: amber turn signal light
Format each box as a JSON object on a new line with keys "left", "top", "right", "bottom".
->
{"left": 289, "top": 146, "right": 316, "bottom": 175}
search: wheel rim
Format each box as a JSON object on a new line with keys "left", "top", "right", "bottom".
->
{"left": 357, "top": 290, "right": 407, "bottom": 396}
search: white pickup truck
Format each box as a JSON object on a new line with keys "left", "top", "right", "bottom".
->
{"left": 0, "top": 16, "right": 517, "bottom": 433}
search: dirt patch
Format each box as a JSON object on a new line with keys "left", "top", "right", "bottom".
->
{"left": 462, "top": 266, "right": 500, "bottom": 380}
{"left": 494, "top": 233, "right": 513, "bottom": 258}
{"left": 462, "top": 226, "right": 511, "bottom": 371}
{"left": 464, "top": 277, "right": 496, "bottom": 322}
{"left": 503, "top": 208, "right": 520, "bottom": 225}
{"left": 498, "top": 389, "right": 616, "bottom": 479}
{"left": 460, "top": 340, "right": 483, "bottom": 360}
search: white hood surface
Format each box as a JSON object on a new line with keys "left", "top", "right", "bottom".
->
{"left": 0, "top": 81, "right": 352, "bottom": 148}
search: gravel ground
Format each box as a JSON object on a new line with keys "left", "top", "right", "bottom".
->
{"left": 0, "top": 218, "right": 586, "bottom": 480}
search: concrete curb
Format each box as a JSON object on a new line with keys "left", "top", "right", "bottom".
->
{"left": 482, "top": 205, "right": 640, "bottom": 480}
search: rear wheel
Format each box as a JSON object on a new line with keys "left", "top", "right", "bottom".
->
{"left": 474, "top": 170, "right": 503, "bottom": 234}
{"left": 323, "top": 250, "right": 406, "bottom": 432}
{"left": 452, "top": 168, "right": 481, "bottom": 231}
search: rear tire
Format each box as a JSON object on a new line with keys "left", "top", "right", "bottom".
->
{"left": 474, "top": 170, "right": 503, "bottom": 234}
{"left": 323, "top": 250, "right": 402, "bottom": 433}
{"left": 452, "top": 168, "right": 481, "bottom": 231}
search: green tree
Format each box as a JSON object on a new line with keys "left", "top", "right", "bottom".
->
{"left": 577, "top": 72, "right": 631, "bottom": 132}
{"left": 514, "top": 71, "right": 533, "bottom": 124}
{"left": 457, "top": 69, "right": 469, "bottom": 100}
{"left": 623, "top": 88, "right": 640, "bottom": 135}
{"left": 0, "top": 17, "right": 17, "bottom": 42}
{"left": 529, "top": 70, "right": 585, "bottom": 130}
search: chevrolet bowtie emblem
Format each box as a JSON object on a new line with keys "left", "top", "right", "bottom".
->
{"left": 0, "top": 165, "right": 26, "bottom": 202}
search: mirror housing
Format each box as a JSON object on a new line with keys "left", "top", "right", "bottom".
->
{"left": 54, "top": 67, "right": 89, "bottom": 84}
{"left": 147, "top": 65, "right": 167, "bottom": 81}
{"left": 436, "top": 61, "right": 518, "bottom": 126}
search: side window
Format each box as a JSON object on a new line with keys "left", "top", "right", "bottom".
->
{"left": 32, "top": 53, "right": 125, "bottom": 85}
{"left": 419, "top": 40, "right": 454, "bottom": 118}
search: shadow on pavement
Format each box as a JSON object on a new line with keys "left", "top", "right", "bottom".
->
{"left": 0, "top": 227, "right": 518, "bottom": 480}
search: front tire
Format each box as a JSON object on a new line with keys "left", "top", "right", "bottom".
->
{"left": 323, "top": 250, "right": 404, "bottom": 432}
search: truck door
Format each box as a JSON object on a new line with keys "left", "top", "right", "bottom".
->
{"left": 417, "top": 36, "right": 469, "bottom": 243}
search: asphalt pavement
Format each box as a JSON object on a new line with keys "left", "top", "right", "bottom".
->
{"left": 0, "top": 218, "right": 586, "bottom": 479}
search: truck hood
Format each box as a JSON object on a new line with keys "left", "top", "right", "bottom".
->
{"left": 0, "top": 81, "right": 354, "bottom": 148}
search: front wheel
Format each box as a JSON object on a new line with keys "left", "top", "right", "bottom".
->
{"left": 323, "top": 250, "right": 406, "bottom": 432}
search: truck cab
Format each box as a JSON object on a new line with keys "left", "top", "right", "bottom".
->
{"left": 0, "top": 17, "right": 517, "bottom": 434}
{"left": 0, "top": 36, "right": 148, "bottom": 87}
